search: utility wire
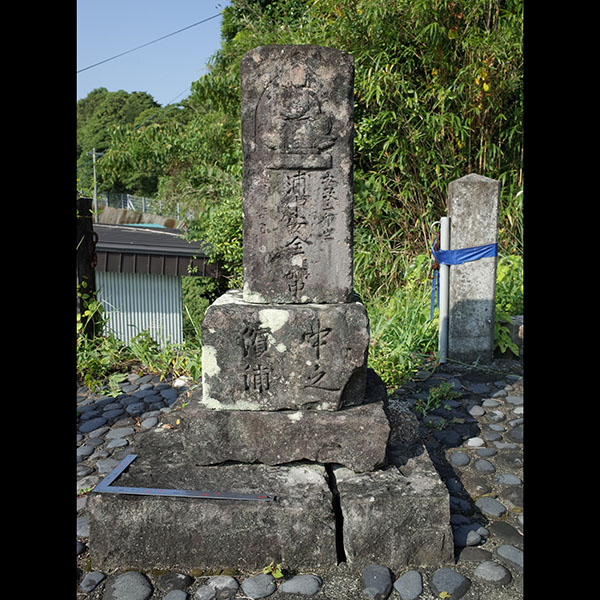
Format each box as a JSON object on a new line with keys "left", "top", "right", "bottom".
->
{"left": 77, "top": 11, "right": 222, "bottom": 74}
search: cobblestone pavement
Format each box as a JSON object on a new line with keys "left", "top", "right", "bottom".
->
{"left": 76, "top": 357, "right": 523, "bottom": 600}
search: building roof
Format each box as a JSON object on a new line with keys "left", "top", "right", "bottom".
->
{"left": 93, "top": 223, "right": 221, "bottom": 277}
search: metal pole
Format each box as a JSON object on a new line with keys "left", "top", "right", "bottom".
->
{"left": 438, "top": 216, "right": 450, "bottom": 363}
{"left": 92, "top": 148, "right": 98, "bottom": 223}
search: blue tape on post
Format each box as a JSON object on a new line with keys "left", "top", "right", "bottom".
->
{"left": 432, "top": 242, "right": 498, "bottom": 266}
{"left": 430, "top": 242, "right": 498, "bottom": 320}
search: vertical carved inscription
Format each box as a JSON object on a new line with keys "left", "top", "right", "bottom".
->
{"left": 241, "top": 324, "right": 271, "bottom": 393}
{"left": 241, "top": 45, "right": 354, "bottom": 303}
{"left": 244, "top": 364, "right": 270, "bottom": 393}
{"left": 281, "top": 170, "right": 310, "bottom": 300}
{"left": 302, "top": 317, "right": 340, "bottom": 391}
{"left": 320, "top": 172, "right": 337, "bottom": 240}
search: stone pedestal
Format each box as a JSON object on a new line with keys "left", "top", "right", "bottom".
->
{"left": 187, "top": 367, "right": 389, "bottom": 473}
{"left": 88, "top": 455, "right": 337, "bottom": 572}
{"left": 87, "top": 44, "right": 454, "bottom": 575}
{"left": 87, "top": 416, "right": 453, "bottom": 573}
{"left": 201, "top": 290, "right": 369, "bottom": 411}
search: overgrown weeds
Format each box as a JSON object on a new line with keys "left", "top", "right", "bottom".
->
{"left": 77, "top": 256, "right": 522, "bottom": 394}
{"left": 76, "top": 292, "right": 203, "bottom": 392}
{"left": 362, "top": 253, "right": 438, "bottom": 387}
{"left": 357, "top": 251, "right": 523, "bottom": 388}
{"left": 414, "top": 380, "right": 462, "bottom": 419}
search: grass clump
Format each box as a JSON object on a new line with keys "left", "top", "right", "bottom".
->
{"left": 361, "top": 253, "right": 438, "bottom": 388}
{"left": 76, "top": 290, "right": 202, "bottom": 392}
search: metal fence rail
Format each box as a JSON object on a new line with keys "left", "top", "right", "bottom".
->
{"left": 97, "top": 192, "right": 180, "bottom": 219}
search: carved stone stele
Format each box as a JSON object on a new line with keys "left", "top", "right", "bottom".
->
{"left": 241, "top": 45, "right": 355, "bottom": 304}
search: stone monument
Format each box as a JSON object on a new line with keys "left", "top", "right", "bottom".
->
{"left": 87, "top": 45, "right": 454, "bottom": 574}
{"left": 202, "top": 45, "right": 366, "bottom": 413}
{"left": 447, "top": 173, "right": 500, "bottom": 363}
{"left": 240, "top": 45, "right": 354, "bottom": 305}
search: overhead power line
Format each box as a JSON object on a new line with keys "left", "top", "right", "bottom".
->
{"left": 77, "top": 12, "right": 223, "bottom": 74}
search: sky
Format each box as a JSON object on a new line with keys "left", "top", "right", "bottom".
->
{"left": 77, "top": 0, "right": 231, "bottom": 107}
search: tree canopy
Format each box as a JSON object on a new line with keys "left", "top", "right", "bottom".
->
{"left": 76, "top": 87, "right": 160, "bottom": 195}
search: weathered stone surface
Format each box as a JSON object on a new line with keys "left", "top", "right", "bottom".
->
{"left": 201, "top": 290, "right": 369, "bottom": 411}
{"left": 333, "top": 451, "right": 454, "bottom": 569}
{"left": 240, "top": 45, "right": 355, "bottom": 304}
{"left": 185, "top": 368, "right": 388, "bottom": 472}
{"left": 87, "top": 451, "right": 337, "bottom": 572}
{"left": 447, "top": 173, "right": 500, "bottom": 363}
{"left": 182, "top": 400, "right": 389, "bottom": 473}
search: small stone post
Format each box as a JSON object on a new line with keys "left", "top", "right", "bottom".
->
{"left": 447, "top": 173, "right": 500, "bottom": 363}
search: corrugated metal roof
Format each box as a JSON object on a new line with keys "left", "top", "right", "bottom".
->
{"left": 94, "top": 223, "right": 221, "bottom": 277}
{"left": 94, "top": 223, "right": 209, "bottom": 257}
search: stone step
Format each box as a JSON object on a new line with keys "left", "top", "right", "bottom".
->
{"left": 182, "top": 368, "right": 390, "bottom": 473}
{"left": 87, "top": 439, "right": 453, "bottom": 573}
{"left": 181, "top": 400, "right": 389, "bottom": 473}
{"left": 334, "top": 452, "right": 455, "bottom": 569}
{"left": 88, "top": 458, "right": 337, "bottom": 573}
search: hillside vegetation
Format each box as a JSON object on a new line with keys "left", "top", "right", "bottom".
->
{"left": 78, "top": 0, "right": 523, "bottom": 388}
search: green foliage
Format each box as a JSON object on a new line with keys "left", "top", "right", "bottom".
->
{"left": 496, "top": 254, "right": 523, "bottom": 316}
{"left": 494, "top": 254, "right": 523, "bottom": 356}
{"left": 366, "top": 254, "right": 438, "bottom": 385}
{"left": 262, "top": 561, "right": 285, "bottom": 579}
{"left": 76, "top": 280, "right": 105, "bottom": 339}
{"left": 77, "top": 87, "right": 160, "bottom": 195}
{"left": 77, "top": 331, "right": 136, "bottom": 391}
{"left": 82, "top": 0, "right": 523, "bottom": 388}
{"left": 182, "top": 276, "right": 223, "bottom": 343}
{"left": 76, "top": 295, "right": 204, "bottom": 391}
{"left": 494, "top": 312, "right": 519, "bottom": 356}
{"left": 77, "top": 329, "right": 203, "bottom": 392}
{"left": 414, "top": 380, "right": 461, "bottom": 419}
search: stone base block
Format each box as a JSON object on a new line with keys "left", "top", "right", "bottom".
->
{"left": 184, "top": 367, "right": 389, "bottom": 473}
{"left": 333, "top": 450, "right": 455, "bottom": 570}
{"left": 201, "top": 290, "right": 369, "bottom": 411}
{"left": 182, "top": 401, "right": 389, "bottom": 473}
{"left": 88, "top": 399, "right": 453, "bottom": 573}
{"left": 87, "top": 457, "right": 337, "bottom": 573}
